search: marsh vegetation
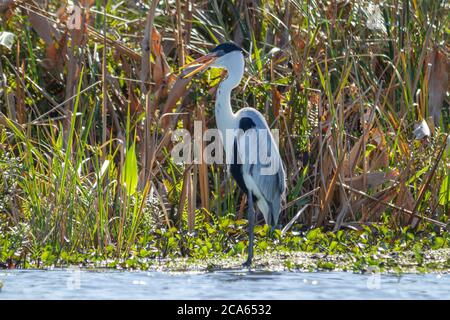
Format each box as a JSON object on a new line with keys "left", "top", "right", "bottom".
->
{"left": 0, "top": 0, "right": 449, "bottom": 271}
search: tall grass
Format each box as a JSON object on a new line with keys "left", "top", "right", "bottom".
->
{"left": 0, "top": 0, "right": 449, "bottom": 261}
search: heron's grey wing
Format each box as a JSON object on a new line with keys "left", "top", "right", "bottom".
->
{"left": 236, "top": 109, "right": 287, "bottom": 201}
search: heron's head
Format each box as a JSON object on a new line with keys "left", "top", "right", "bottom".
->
{"left": 181, "top": 42, "right": 245, "bottom": 78}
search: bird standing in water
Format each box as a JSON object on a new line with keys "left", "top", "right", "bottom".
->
{"left": 182, "top": 42, "right": 286, "bottom": 266}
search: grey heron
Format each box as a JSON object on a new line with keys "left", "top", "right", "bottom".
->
{"left": 182, "top": 42, "right": 287, "bottom": 266}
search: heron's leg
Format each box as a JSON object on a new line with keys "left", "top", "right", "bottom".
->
{"left": 268, "top": 225, "right": 278, "bottom": 237}
{"left": 243, "top": 192, "right": 255, "bottom": 267}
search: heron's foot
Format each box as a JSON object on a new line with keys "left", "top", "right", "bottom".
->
{"left": 242, "top": 257, "right": 253, "bottom": 268}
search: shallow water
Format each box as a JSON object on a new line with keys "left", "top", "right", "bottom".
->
{"left": 0, "top": 269, "right": 449, "bottom": 299}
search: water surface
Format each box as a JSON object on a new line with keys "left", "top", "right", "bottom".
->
{"left": 0, "top": 269, "right": 448, "bottom": 299}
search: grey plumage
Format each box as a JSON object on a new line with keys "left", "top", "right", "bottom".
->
{"left": 235, "top": 107, "right": 286, "bottom": 227}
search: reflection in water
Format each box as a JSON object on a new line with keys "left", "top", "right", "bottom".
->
{"left": 0, "top": 270, "right": 448, "bottom": 299}
{"left": 210, "top": 269, "right": 284, "bottom": 283}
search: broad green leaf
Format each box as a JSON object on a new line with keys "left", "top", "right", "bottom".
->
{"left": 432, "top": 237, "right": 445, "bottom": 250}
{"left": 206, "top": 66, "right": 223, "bottom": 87}
{"left": 307, "top": 228, "right": 321, "bottom": 241}
{"left": 329, "top": 241, "right": 338, "bottom": 252}
{"left": 438, "top": 175, "right": 450, "bottom": 206}
{"left": 122, "top": 142, "right": 138, "bottom": 195}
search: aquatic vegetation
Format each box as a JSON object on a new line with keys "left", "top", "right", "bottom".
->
{"left": 1, "top": 214, "right": 450, "bottom": 272}
{"left": 0, "top": 1, "right": 449, "bottom": 272}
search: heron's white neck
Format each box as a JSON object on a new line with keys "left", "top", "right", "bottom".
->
{"left": 215, "top": 51, "right": 245, "bottom": 136}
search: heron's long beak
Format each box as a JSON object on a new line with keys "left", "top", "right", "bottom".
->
{"left": 180, "top": 52, "right": 220, "bottom": 79}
